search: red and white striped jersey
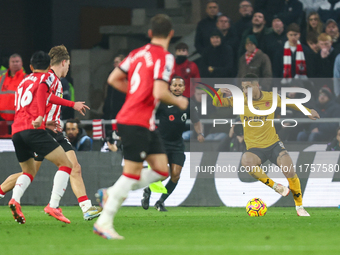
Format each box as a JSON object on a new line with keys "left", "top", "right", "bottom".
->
{"left": 116, "top": 43, "right": 174, "bottom": 130}
{"left": 12, "top": 72, "right": 54, "bottom": 134}
{"left": 45, "top": 69, "right": 63, "bottom": 125}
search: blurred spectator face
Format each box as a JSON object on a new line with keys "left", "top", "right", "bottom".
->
{"left": 272, "top": 18, "right": 284, "bottom": 34}
{"left": 239, "top": 1, "right": 253, "bottom": 17}
{"left": 336, "top": 129, "right": 340, "bottom": 143}
{"left": 170, "top": 78, "right": 185, "bottom": 96}
{"left": 245, "top": 41, "right": 256, "bottom": 54}
{"left": 318, "top": 39, "right": 332, "bottom": 52}
{"left": 210, "top": 35, "right": 221, "bottom": 47}
{"left": 194, "top": 88, "right": 207, "bottom": 103}
{"left": 325, "top": 22, "right": 339, "bottom": 39}
{"left": 206, "top": 2, "right": 219, "bottom": 18}
{"left": 113, "top": 56, "right": 123, "bottom": 68}
{"left": 252, "top": 12, "right": 265, "bottom": 27}
{"left": 287, "top": 31, "right": 300, "bottom": 45}
{"left": 307, "top": 40, "right": 320, "bottom": 53}
{"left": 308, "top": 14, "right": 319, "bottom": 29}
{"left": 66, "top": 122, "right": 79, "bottom": 142}
{"left": 60, "top": 59, "right": 70, "bottom": 78}
{"left": 9, "top": 55, "right": 23, "bottom": 74}
{"left": 216, "top": 16, "right": 230, "bottom": 31}
{"left": 175, "top": 48, "right": 189, "bottom": 56}
{"left": 318, "top": 92, "right": 330, "bottom": 105}
{"left": 241, "top": 81, "right": 260, "bottom": 99}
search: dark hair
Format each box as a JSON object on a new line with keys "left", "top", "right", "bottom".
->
{"left": 30, "top": 51, "right": 50, "bottom": 70}
{"left": 150, "top": 14, "right": 172, "bottom": 38}
{"left": 207, "top": 0, "right": 219, "bottom": 6}
{"left": 66, "top": 118, "right": 81, "bottom": 127}
{"left": 175, "top": 42, "right": 189, "bottom": 50}
{"left": 306, "top": 31, "right": 318, "bottom": 44}
{"left": 171, "top": 76, "right": 185, "bottom": 85}
{"left": 242, "top": 73, "right": 259, "bottom": 83}
{"left": 286, "top": 23, "right": 300, "bottom": 33}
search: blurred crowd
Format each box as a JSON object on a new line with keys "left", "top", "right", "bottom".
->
{"left": 2, "top": 0, "right": 340, "bottom": 148}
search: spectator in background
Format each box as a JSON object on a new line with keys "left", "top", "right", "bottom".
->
{"left": 326, "top": 126, "right": 340, "bottom": 150}
{"left": 315, "top": 33, "right": 338, "bottom": 82}
{"left": 216, "top": 15, "right": 239, "bottom": 55}
{"left": 234, "top": 1, "right": 253, "bottom": 39}
{"left": 65, "top": 119, "right": 92, "bottom": 151}
{"left": 216, "top": 15, "right": 239, "bottom": 76}
{"left": 333, "top": 53, "right": 340, "bottom": 97}
{"left": 194, "top": 0, "right": 220, "bottom": 55}
{"left": 255, "top": 0, "right": 303, "bottom": 26}
{"left": 238, "top": 12, "right": 272, "bottom": 60}
{"left": 273, "top": 23, "right": 314, "bottom": 81}
{"left": 0, "top": 54, "right": 26, "bottom": 121}
{"left": 60, "top": 77, "right": 75, "bottom": 120}
{"left": 201, "top": 29, "right": 234, "bottom": 78}
{"left": 237, "top": 35, "right": 272, "bottom": 91}
{"left": 301, "top": 12, "right": 324, "bottom": 45}
{"left": 297, "top": 87, "right": 340, "bottom": 141}
{"left": 317, "top": 0, "right": 340, "bottom": 24}
{"left": 264, "top": 15, "right": 287, "bottom": 65}
{"left": 325, "top": 19, "right": 340, "bottom": 49}
{"left": 102, "top": 54, "right": 125, "bottom": 121}
{"left": 173, "top": 43, "right": 200, "bottom": 98}
{"left": 300, "top": 0, "right": 328, "bottom": 16}
{"left": 306, "top": 31, "right": 321, "bottom": 53}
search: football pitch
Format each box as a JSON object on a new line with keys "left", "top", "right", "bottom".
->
{"left": 0, "top": 206, "right": 339, "bottom": 255}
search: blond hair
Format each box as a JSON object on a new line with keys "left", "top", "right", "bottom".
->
{"left": 318, "top": 33, "right": 332, "bottom": 42}
{"left": 49, "top": 45, "right": 70, "bottom": 66}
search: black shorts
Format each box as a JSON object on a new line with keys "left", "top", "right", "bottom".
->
{"left": 246, "top": 141, "right": 286, "bottom": 165}
{"left": 12, "top": 129, "right": 60, "bottom": 163}
{"left": 117, "top": 124, "right": 165, "bottom": 162}
{"left": 163, "top": 140, "right": 186, "bottom": 167}
{"left": 34, "top": 129, "right": 74, "bottom": 161}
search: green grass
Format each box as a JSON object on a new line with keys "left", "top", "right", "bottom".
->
{"left": 0, "top": 206, "right": 339, "bottom": 255}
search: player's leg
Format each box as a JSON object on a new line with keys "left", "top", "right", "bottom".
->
{"left": 94, "top": 125, "right": 150, "bottom": 239}
{"left": 94, "top": 160, "right": 143, "bottom": 240}
{"left": 276, "top": 150, "right": 309, "bottom": 216}
{"left": 66, "top": 150, "right": 102, "bottom": 220}
{"left": 43, "top": 146, "right": 73, "bottom": 223}
{"left": 242, "top": 151, "right": 274, "bottom": 187}
{"left": 155, "top": 151, "right": 185, "bottom": 211}
{"left": 141, "top": 153, "right": 170, "bottom": 210}
{"left": 8, "top": 158, "right": 36, "bottom": 224}
{"left": 0, "top": 155, "right": 41, "bottom": 198}
{"left": 242, "top": 150, "right": 289, "bottom": 196}
{"left": 0, "top": 173, "right": 22, "bottom": 198}
{"left": 9, "top": 131, "right": 39, "bottom": 224}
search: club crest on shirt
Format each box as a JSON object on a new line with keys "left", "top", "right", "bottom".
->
{"left": 181, "top": 113, "right": 187, "bottom": 122}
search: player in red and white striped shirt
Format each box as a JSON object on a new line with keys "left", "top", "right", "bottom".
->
{"left": 0, "top": 46, "right": 101, "bottom": 222}
{"left": 8, "top": 51, "right": 76, "bottom": 224}
{"left": 94, "top": 14, "right": 188, "bottom": 240}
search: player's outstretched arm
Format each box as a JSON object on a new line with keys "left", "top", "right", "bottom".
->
{"left": 213, "top": 88, "right": 233, "bottom": 107}
{"left": 108, "top": 67, "right": 128, "bottom": 94}
{"left": 73, "top": 102, "right": 90, "bottom": 116}
{"left": 308, "top": 109, "right": 320, "bottom": 120}
{"left": 49, "top": 95, "right": 90, "bottom": 116}
{"left": 153, "top": 80, "right": 188, "bottom": 110}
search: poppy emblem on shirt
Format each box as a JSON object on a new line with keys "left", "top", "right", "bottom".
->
{"left": 169, "top": 115, "right": 175, "bottom": 121}
{"left": 265, "top": 102, "right": 270, "bottom": 107}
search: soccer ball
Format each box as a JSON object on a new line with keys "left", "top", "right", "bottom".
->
{"left": 246, "top": 198, "right": 267, "bottom": 217}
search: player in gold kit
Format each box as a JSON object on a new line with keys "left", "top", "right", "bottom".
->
{"left": 213, "top": 74, "right": 320, "bottom": 216}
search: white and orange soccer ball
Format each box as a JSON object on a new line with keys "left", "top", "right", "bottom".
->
{"left": 246, "top": 198, "right": 267, "bottom": 217}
